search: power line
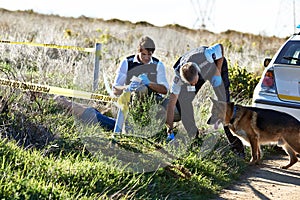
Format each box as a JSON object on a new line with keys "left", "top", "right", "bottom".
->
{"left": 275, "top": 0, "right": 299, "bottom": 37}
{"left": 190, "top": 0, "right": 215, "bottom": 29}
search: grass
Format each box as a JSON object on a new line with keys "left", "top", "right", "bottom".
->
{"left": 0, "top": 90, "right": 247, "bottom": 199}
{"left": 0, "top": 133, "right": 247, "bottom": 199}
{"left": 0, "top": 8, "right": 285, "bottom": 199}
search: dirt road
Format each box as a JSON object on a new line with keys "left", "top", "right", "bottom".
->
{"left": 213, "top": 153, "right": 300, "bottom": 200}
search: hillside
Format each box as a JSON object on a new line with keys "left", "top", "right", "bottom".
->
{"left": 0, "top": 8, "right": 293, "bottom": 199}
{"left": 0, "top": 8, "right": 286, "bottom": 72}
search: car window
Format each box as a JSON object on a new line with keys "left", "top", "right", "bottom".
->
{"left": 275, "top": 41, "right": 300, "bottom": 65}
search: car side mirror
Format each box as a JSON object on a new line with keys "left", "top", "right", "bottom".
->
{"left": 263, "top": 58, "right": 272, "bottom": 67}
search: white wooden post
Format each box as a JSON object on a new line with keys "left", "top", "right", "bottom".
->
{"left": 93, "top": 43, "right": 101, "bottom": 91}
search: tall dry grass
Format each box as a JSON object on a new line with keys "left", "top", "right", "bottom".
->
{"left": 0, "top": 8, "right": 286, "bottom": 108}
{"left": 0, "top": 7, "right": 287, "bottom": 133}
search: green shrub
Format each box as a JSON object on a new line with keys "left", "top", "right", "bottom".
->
{"left": 228, "top": 62, "right": 261, "bottom": 101}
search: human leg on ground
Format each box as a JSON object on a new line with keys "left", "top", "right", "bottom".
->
{"left": 54, "top": 96, "right": 116, "bottom": 131}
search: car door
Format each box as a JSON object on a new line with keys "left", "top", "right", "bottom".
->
{"left": 274, "top": 46, "right": 300, "bottom": 103}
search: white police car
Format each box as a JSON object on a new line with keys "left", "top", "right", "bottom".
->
{"left": 252, "top": 29, "right": 300, "bottom": 121}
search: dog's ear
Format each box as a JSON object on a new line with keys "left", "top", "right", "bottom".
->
{"left": 227, "top": 102, "right": 234, "bottom": 110}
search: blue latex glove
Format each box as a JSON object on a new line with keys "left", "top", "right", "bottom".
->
{"left": 138, "top": 74, "right": 150, "bottom": 86}
{"left": 211, "top": 75, "right": 222, "bottom": 87}
{"left": 166, "top": 132, "right": 175, "bottom": 142}
{"left": 128, "top": 81, "right": 140, "bottom": 91}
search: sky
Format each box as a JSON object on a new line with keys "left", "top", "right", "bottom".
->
{"left": 0, "top": 0, "right": 299, "bottom": 38}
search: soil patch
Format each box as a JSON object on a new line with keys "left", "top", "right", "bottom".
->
{"left": 213, "top": 153, "right": 300, "bottom": 200}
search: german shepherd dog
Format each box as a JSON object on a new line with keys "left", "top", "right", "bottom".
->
{"left": 207, "top": 98, "right": 300, "bottom": 169}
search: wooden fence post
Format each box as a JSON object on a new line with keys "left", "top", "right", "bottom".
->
{"left": 93, "top": 43, "right": 102, "bottom": 91}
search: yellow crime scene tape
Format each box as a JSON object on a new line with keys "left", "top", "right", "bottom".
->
{"left": 0, "top": 78, "right": 117, "bottom": 103}
{"left": 0, "top": 40, "right": 95, "bottom": 53}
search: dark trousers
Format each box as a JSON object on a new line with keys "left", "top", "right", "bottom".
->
{"left": 177, "top": 58, "right": 244, "bottom": 153}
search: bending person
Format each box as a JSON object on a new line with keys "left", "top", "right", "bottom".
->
{"left": 165, "top": 43, "right": 245, "bottom": 157}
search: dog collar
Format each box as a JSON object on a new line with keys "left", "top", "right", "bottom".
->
{"left": 230, "top": 105, "right": 238, "bottom": 124}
